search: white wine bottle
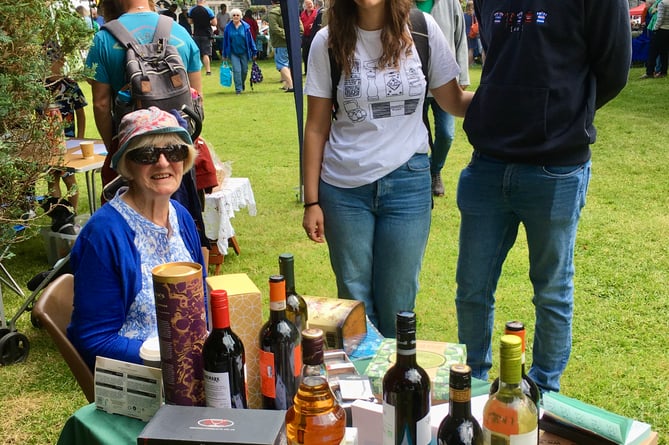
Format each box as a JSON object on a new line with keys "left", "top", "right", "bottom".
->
{"left": 482, "top": 335, "right": 538, "bottom": 445}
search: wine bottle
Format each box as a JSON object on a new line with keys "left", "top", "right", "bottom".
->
{"left": 202, "top": 289, "right": 247, "bottom": 409}
{"left": 489, "top": 321, "right": 541, "bottom": 409}
{"left": 382, "top": 311, "right": 431, "bottom": 445}
{"left": 437, "top": 364, "right": 483, "bottom": 445}
{"left": 286, "top": 328, "right": 346, "bottom": 445}
{"left": 482, "top": 335, "right": 539, "bottom": 445}
{"left": 259, "top": 275, "right": 302, "bottom": 410}
{"left": 279, "top": 253, "right": 309, "bottom": 334}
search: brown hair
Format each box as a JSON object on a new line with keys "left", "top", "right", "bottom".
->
{"left": 327, "top": 0, "right": 414, "bottom": 76}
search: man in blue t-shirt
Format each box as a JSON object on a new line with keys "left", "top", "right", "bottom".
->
{"left": 189, "top": 0, "right": 217, "bottom": 75}
{"left": 85, "top": 0, "right": 202, "bottom": 186}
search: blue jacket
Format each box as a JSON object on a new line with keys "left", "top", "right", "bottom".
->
{"left": 222, "top": 20, "right": 257, "bottom": 59}
{"left": 463, "top": 0, "right": 631, "bottom": 165}
{"left": 67, "top": 200, "right": 206, "bottom": 370}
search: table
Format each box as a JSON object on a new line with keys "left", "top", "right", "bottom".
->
{"left": 202, "top": 177, "right": 257, "bottom": 255}
{"left": 54, "top": 139, "right": 106, "bottom": 214}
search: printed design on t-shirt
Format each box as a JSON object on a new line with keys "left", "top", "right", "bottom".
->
{"left": 342, "top": 57, "right": 423, "bottom": 123}
{"left": 492, "top": 10, "right": 548, "bottom": 32}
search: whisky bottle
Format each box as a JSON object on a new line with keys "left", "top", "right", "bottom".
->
{"left": 285, "top": 328, "right": 346, "bottom": 445}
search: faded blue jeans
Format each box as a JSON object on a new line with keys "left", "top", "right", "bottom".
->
{"left": 425, "top": 98, "right": 455, "bottom": 176}
{"left": 230, "top": 52, "right": 249, "bottom": 93}
{"left": 319, "top": 153, "right": 432, "bottom": 337}
{"left": 455, "top": 151, "right": 591, "bottom": 393}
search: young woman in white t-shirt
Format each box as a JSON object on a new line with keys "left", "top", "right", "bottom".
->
{"left": 302, "top": 0, "right": 473, "bottom": 337}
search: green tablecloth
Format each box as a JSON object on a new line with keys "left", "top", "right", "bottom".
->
{"left": 57, "top": 403, "right": 146, "bottom": 445}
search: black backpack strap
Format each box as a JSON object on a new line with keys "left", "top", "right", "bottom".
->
{"left": 409, "top": 8, "right": 429, "bottom": 82}
{"left": 329, "top": 9, "right": 430, "bottom": 122}
{"left": 409, "top": 8, "right": 434, "bottom": 149}
{"left": 329, "top": 47, "right": 340, "bottom": 120}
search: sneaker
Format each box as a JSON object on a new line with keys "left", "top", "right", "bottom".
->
{"left": 654, "top": 73, "right": 667, "bottom": 78}
{"left": 431, "top": 173, "right": 445, "bottom": 197}
{"left": 639, "top": 73, "right": 653, "bottom": 79}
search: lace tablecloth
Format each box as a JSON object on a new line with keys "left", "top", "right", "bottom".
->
{"left": 202, "top": 177, "right": 257, "bottom": 254}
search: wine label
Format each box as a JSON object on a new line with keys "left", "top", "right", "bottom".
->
{"left": 382, "top": 402, "right": 431, "bottom": 445}
{"left": 483, "top": 427, "right": 538, "bottom": 445}
{"left": 259, "top": 349, "right": 276, "bottom": 398}
{"left": 203, "top": 370, "right": 233, "bottom": 408}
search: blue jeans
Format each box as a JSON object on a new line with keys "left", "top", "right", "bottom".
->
{"left": 319, "top": 153, "right": 432, "bottom": 337}
{"left": 230, "top": 52, "right": 249, "bottom": 93}
{"left": 425, "top": 98, "right": 455, "bottom": 175}
{"left": 455, "top": 152, "right": 591, "bottom": 393}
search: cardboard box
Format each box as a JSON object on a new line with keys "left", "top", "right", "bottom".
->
{"left": 363, "top": 339, "right": 467, "bottom": 401}
{"left": 205, "top": 273, "right": 263, "bottom": 409}
{"left": 94, "top": 356, "right": 163, "bottom": 422}
{"left": 137, "top": 405, "right": 285, "bottom": 445}
{"left": 303, "top": 296, "right": 367, "bottom": 355}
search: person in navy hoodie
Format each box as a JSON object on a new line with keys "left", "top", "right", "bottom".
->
{"left": 455, "top": 0, "right": 631, "bottom": 393}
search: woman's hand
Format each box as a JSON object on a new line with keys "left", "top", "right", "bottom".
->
{"left": 302, "top": 204, "right": 325, "bottom": 243}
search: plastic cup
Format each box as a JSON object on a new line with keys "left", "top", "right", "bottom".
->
{"left": 80, "top": 141, "right": 95, "bottom": 159}
{"left": 140, "top": 336, "right": 161, "bottom": 368}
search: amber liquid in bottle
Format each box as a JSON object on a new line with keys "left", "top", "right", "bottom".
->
{"left": 437, "top": 364, "right": 483, "bottom": 445}
{"left": 286, "top": 328, "right": 346, "bottom": 445}
{"left": 279, "top": 253, "right": 308, "bottom": 334}
{"left": 259, "top": 275, "right": 302, "bottom": 410}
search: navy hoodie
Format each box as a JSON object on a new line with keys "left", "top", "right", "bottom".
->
{"left": 463, "top": 0, "right": 631, "bottom": 165}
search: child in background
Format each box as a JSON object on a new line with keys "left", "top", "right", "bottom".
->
{"left": 45, "top": 42, "right": 88, "bottom": 213}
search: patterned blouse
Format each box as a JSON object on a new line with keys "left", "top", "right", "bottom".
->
{"left": 110, "top": 189, "right": 195, "bottom": 341}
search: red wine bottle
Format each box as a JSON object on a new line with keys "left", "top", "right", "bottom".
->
{"left": 202, "top": 289, "right": 247, "bottom": 409}
{"left": 279, "top": 253, "right": 308, "bottom": 334}
{"left": 382, "top": 311, "right": 431, "bottom": 445}
{"left": 259, "top": 275, "right": 302, "bottom": 410}
{"left": 437, "top": 364, "right": 483, "bottom": 445}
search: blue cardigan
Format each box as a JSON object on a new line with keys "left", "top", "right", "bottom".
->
{"left": 222, "top": 20, "right": 257, "bottom": 60}
{"left": 67, "top": 200, "right": 206, "bottom": 370}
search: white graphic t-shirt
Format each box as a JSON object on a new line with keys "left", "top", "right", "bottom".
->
{"left": 305, "top": 13, "right": 460, "bottom": 188}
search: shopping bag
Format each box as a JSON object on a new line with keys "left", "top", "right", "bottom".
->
{"left": 219, "top": 61, "right": 232, "bottom": 88}
{"left": 250, "top": 61, "right": 263, "bottom": 90}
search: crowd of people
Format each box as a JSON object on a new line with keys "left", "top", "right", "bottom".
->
{"left": 52, "top": 0, "right": 633, "bottom": 397}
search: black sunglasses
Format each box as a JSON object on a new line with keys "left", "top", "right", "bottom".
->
{"left": 127, "top": 144, "right": 189, "bottom": 164}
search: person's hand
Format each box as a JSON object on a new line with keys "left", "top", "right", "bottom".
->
{"left": 302, "top": 204, "right": 325, "bottom": 243}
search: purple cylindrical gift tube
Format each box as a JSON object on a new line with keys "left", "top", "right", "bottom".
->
{"left": 152, "top": 262, "right": 207, "bottom": 406}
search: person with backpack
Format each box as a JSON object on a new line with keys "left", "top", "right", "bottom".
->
{"left": 301, "top": 0, "right": 472, "bottom": 337}
{"left": 87, "top": 0, "right": 203, "bottom": 188}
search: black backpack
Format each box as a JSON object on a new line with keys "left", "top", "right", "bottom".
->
{"left": 102, "top": 15, "right": 203, "bottom": 139}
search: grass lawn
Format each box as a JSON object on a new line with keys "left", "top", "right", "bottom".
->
{"left": 0, "top": 58, "right": 667, "bottom": 444}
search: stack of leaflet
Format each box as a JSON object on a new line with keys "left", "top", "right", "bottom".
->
{"left": 540, "top": 392, "right": 657, "bottom": 445}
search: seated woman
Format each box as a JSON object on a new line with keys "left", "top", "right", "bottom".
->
{"left": 67, "top": 107, "right": 206, "bottom": 370}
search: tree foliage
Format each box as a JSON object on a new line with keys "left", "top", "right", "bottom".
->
{"left": 0, "top": 0, "right": 92, "bottom": 255}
